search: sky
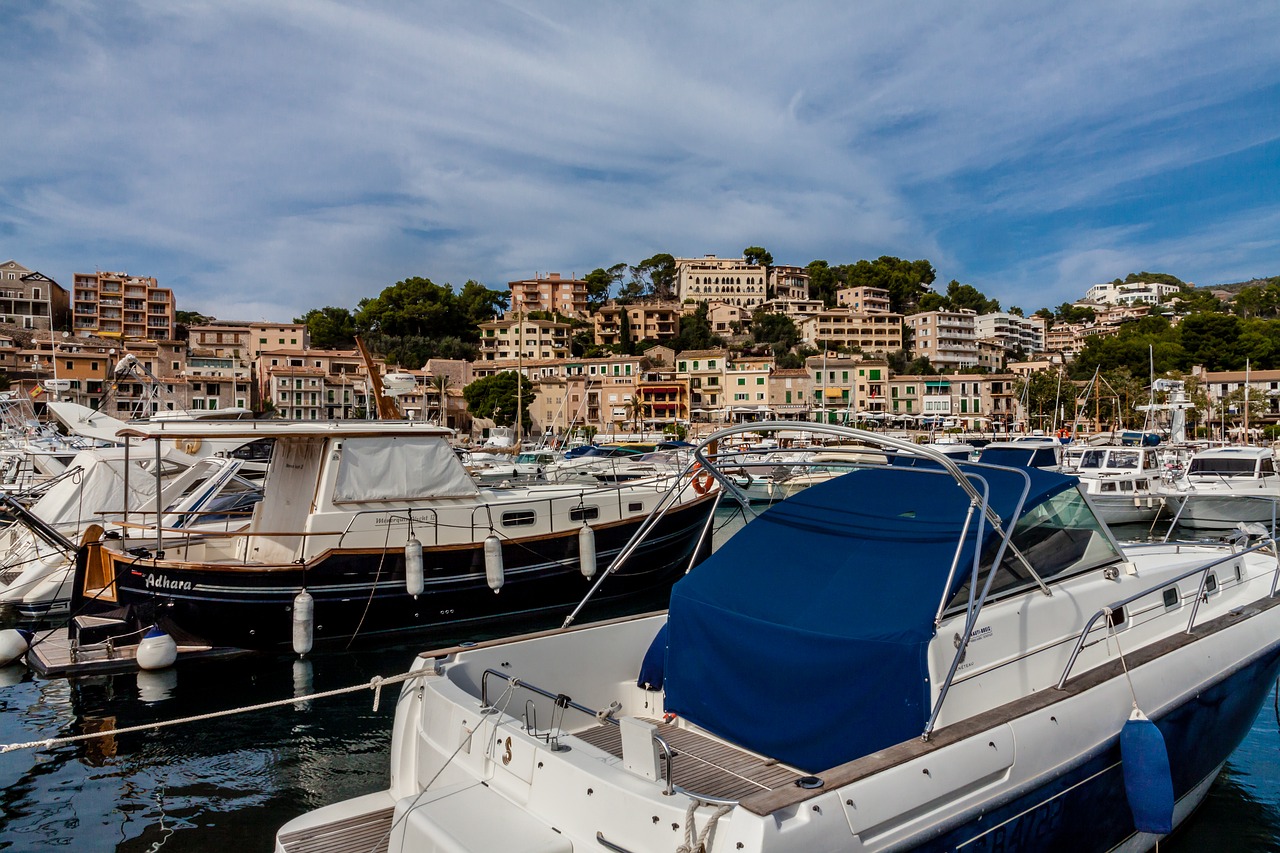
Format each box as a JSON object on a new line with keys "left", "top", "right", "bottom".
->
{"left": 2, "top": 1, "right": 1278, "bottom": 322}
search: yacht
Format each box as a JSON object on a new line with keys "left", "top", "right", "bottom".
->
{"left": 1161, "top": 445, "right": 1280, "bottom": 530}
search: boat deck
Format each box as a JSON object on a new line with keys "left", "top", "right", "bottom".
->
{"left": 276, "top": 805, "right": 393, "bottom": 853}
{"left": 575, "top": 717, "right": 804, "bottom": 801}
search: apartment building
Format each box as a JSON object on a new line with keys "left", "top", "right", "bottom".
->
{"left": 189, "top": 321, "right": 253, "bottom": 358}
{"left": 249, "top": 323, "right": 309, "bottom": 360}
{"left": 905, "top": 309, "right": 979, "bottom": 371}
{"left": 768, "top": 265, "right": 810, "bottom": 300}
{"left": 478, "top": 315, "right": 571, "bottom": 361}
{"left": 974, "top": 312, "right": 1046, "bottom": 356}
{"left": 705, "top": 301, "right": 751, "bottom": 337}
{"left": 805, "top": 354, "right": 860, "bottom": 422}
{"left": 799, "top": 309, "right": 903, "bottom": 354}
{"left": 593, "top": 301, "right": 680, "bottom": 347}
{"left": 1194, "top": 367, "right": 1280, "bottom": 426}
{"left": 636, "top": 371, "right": 692, "bottom": 429}
{"left": 508, "top": 273, "right": 588, "bottom": 318}
{"left": 71, "top": 271, "right": 175, "bottom": 340}
{"left": 674, "top": 255, "right": 768, "bottom": 310}
{"left": 0, "top": 261, "right": 70, "bottom": 331}
{"left": 768, "top": 368, "right": 813, "bottom": 420}
{"left": 1085, "top": 280, "right": 1181, "bottom": 306}
{"left": 835, "top": 286, "right": 892, "bottom": 313}
{"left": 758, "top": 297, "right": 825, "bottom": 325}
{"left": 724, "top": 355, "right": 772, "bottom": 422}
{"left": 674, "top": 349, "right": 729, "bottom": 422}
{"left": 259, "top": 349, "right": 371, "bottom": 419}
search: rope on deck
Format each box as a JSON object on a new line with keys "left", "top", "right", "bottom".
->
{"left": 0, "top": 669, "right": 428, "bottom": 754}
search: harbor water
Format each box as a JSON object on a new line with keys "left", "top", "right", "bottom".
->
{"left": 0, "top": 512, "right": 1278, "bottom": 851}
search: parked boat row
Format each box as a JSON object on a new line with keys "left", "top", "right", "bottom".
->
{"left": 275, "top": 422, "right": 1280, "bottom": 853}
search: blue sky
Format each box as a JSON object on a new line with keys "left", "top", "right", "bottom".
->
{"left": 2, "top": 1, "right": 1277, "bottom": 321}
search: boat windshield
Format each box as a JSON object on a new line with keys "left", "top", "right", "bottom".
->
{"left": 1189, "top": 458, "right": 1258, "bottom": 477}
{"left": 1076, "top": 449, "right": 1106, "bottom": 470}
{"left": 948, "top": 486, "right": 1121, "bottom": 609}
{"left": 1104, "top": 450, "right": 1141, "bottom": 470}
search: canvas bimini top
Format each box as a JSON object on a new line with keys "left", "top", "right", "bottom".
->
{"left": 663, "top": 460, "right": 1119, "bottom": 773}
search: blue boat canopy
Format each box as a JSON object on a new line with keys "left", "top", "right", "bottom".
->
{"left": 663, "top": 461, "right": 1078, "bottom": 773}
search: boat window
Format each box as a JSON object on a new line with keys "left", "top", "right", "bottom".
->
{"left": 1188, "top": 458, "right": 1257, "bottom": 476}
{"left": 1163, "top": 587, "right": 1180, "bottom": 609}
{"left": 1077, "top": 449, "right": 1105, "bottom": 470}
{"left": 1205, "top": 573, "right": 1218, "bottom": 594}
{"left": 1100, "top": 482, "right": 1117, "bottom": 492}
{"left": 1119, "top": 481, "right": 1133, "bottom": 492}
{"left": 1144, "top": 453, "right": 1160, "bottom": 470}
{"left": 1108, "top": 451, "right": 1139, "bottom": 470}
{"left": 569, "top": 506, "right": 600, "bottom": 521}
{"left": 629, "top": 502, "right": 644, "bottom": 512}
{"left": 948, "top": 487, "right": 1122, "bottom": 609}
{"left": 501, "top": 510, "right": 537, "bottom": 527}
{"left": 1262, "top": 458, "right": 1276, "bottom": 476}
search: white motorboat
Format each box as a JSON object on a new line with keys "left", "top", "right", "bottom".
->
{"left": 0, "top": 447, "right": 261, "bottom": 616}
{"left": 1161, "top": 445, "right": 1280, "bottom": 530}
{"left": 1062, "top": 443, "right": 1169, "bottom": 526}
{"left": 276, "top": 422, "right": 1280, "bottom": 853}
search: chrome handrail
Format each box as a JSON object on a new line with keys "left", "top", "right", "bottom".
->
{"left": 1055, "top": 539, "right": 1275, "bottom": 689}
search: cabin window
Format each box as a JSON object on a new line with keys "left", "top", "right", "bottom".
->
{"left": 502, "top": 510, "right": 537, "bottom": 527}
{"left": 569, "top": 506, "right": 600, "bottom": 522}
{"left": 1189, "top": 458, "right": 1256, "bottom": 476}
{"left": 629, "top": 502, "right": 644, "bottom": 512}
{"left": 1205, "top": 573, "right": 1218, "bottom": 595}
{"left": 1163, "top": 587, "right": 1180, "bottom": 609}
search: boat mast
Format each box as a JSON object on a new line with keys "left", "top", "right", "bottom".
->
{"left": 354, "top": 336, "right": 403, "bottom": 420}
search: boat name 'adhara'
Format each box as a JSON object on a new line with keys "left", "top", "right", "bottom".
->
{"left": 143, "top": 573, "right": 193, "bottom": 591}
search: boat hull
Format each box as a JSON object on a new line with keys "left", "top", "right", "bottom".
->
{"left": 75, "top": 496, "right": 715, "bottom": 650}
{"left": 1164, "top": 492, "right": 1279, "bottom": 529}
{"left": 916, "top": 643, "right": 1280, "bottom": 852}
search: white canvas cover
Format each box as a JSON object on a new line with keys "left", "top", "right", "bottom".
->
{"left": 333, "top": 436, "right": 477, "bottom": 502}
{"left": 250, "top": 437, "right": 324, "bottom": 563}
{"left": 32, "top": 448, "right": 159, "bottom": 535}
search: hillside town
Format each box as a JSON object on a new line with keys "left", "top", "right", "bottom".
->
{"left": 1, "top": 255, "right": 1276, "bottom": 441}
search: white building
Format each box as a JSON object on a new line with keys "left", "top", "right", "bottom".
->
{"left": 1084, "top": 281, "right": 1182, "bottom": 306}
{"left": 905, "top": 309, "right": 979, "bottom": 371}
{"left": 974, "top": 312, "right": 1046, "bottom": 355}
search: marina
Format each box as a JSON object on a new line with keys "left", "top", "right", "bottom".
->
{"left": 1, "top": 479, "right": 1279, "bottom": 851}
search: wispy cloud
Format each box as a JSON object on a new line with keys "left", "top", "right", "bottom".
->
{"left": 1, "top": 0, "right": 1276, "bottom": 318}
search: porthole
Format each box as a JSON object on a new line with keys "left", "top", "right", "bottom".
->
{"left": 1205, "top": 573, "right": 1218, "bottom": 594}
{"left": 1162, "top": 587, "right": 1180, "bottom": 609}
{"left": 570, "top": 506, "right": 600, "bottom": 522}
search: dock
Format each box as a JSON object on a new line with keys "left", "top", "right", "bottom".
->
{"left": 26, "top": 624, "right": 253, "bottom": 677}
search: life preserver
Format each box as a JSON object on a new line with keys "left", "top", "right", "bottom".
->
{"left": 1056, "top": 428, "right": 1070, "bottom": 440}
{"left": 689, "top": 464, "right": 714, "bottom": 495}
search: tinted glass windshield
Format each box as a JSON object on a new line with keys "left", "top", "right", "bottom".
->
{"left": 1189, "top": 458, "right": 1257, "bottom": 476}
{"left": 949, "top": 487, "right": 1121, "bottom": 609}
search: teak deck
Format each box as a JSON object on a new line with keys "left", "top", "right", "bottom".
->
{"left": 576, "top": 717, "right": 803, "bottom": 801}
{"left": 276, "top": 806, "right": 394, "bottom": 853}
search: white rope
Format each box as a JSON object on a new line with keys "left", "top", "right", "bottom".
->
{"left": 0, "top": 668, "right": 429, "bottom": 754}
{"left": 676, "top": 800, "right": 734, "bottom": 853}
{"left": 1103, "top": 606, "right": 1141, "bottom": 711}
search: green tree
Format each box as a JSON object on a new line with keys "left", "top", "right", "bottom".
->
{"left": 842, "top": 256, "right": 936, "bottom": 314}
{"left": 670, "top": 303, "right": 723, "bottom": 351}
{"left": 742, "top": 246, "right": 774, "bottom": 267}
{"left": 296, "top": 306, "right": 357, "bottom": 349}
{"left": 751, "top": 310, "right": 799, "bottom": 351}
{"left": 462, "top": 372, "right": 534, "bottom": 431}
{"left": 1123, "top": 271, "right": 1187, "bottom": 289}
{"left": 457, "top": 280, "right": 508, "bottom": 328}
{"left": 629, "top": 254, "right": 677, "bottom": 300}
{"left": 1178, "top": 313, "right": 1241, "bottom": 370}
{"left": 806, "top": 260, "right": 839, "bottom": 306}
{"left": 584, "top": 264, "right": 626, "bottom": 311}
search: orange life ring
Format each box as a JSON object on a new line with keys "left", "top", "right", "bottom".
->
{"left": 1056, "top": 428, "right": 1070, "bottom": 439}
{"left": 689, "top": 464, "right": 714, "bottom": 495}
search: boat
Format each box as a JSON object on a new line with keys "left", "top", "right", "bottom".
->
{"left": 1061, "top": 443, "right": 1169, "bottom": 526}
{"left": 976, "top": 437, "right": 1063, "bottom": 469}
{"left": 70, "top": 420, "right": 718, "bottom": 651}
{"left": 0, "top": 447, "right": 261, "bottom": 616}
{"left": 1161, "top": 445, "right": 1280, "bottom": 530}
{"left": 276, "top": 422, "right": 1280, "bottom": 853}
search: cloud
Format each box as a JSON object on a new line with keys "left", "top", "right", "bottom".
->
{"left": 0, "top": 0, "right": 1277, "bottom": 319}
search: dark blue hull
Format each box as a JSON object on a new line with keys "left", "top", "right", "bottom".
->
{"left": 922, "top": 645, "right": 1280, "bottom": 852}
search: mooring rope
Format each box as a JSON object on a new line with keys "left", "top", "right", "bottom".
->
{"left": 0, "top": 668, "right": 428, "bottom": 754}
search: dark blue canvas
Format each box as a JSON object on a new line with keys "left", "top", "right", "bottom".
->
{"left": 663, "top": 462, "right": 1073, "bottom": 772}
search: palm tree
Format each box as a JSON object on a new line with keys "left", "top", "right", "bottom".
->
{"left": 626, "top": 395, "right": 650, "bottom": 434}
{"left": 431, "top": 374, "right": 451, "bottom": 425}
